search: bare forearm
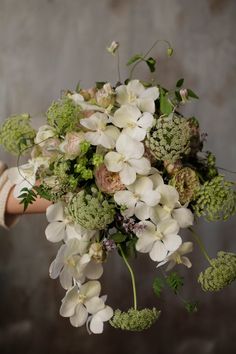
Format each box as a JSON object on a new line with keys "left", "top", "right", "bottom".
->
{"left": 6, "top": 186, "right": 52, "bottom": 214}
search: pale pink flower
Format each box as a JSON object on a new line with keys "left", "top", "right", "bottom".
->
{"left": 95, "top": 164, "right": 125, "bottom": 194}
{"left": 60, "top": 132, "right": 85, "bottom": 158}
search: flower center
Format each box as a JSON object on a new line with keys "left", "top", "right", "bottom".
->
{"left": 163, "top": 205, "right": 172, "bottom": 214}
{"left": 127, "top": 121, "right": 136, "bottom": 128}
{"left": 66, "top": 256, "right": 76, "bottom": 268}
{"left": 154, "top": 229, "right": 164, "bottom": 240}
{"left": 128, "top": 92, "right": 137, "bottom": 103}
{"left": 78, "top": 294, "right": 87, "bottom": 304}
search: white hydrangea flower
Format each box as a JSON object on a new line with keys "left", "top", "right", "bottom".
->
{"left": 49, "top": 239, "right": 103, "bottom": 289}
{"left": 149, "top": 183, "right": 194, "bottom": 228}
{"left": 112, "top": 104, "right": 154, "bottom": 141}
{"left": 45, "top": 202, "right": 98, "bottom": 246}
{"left": 104, "top": 133, "right": 151, "bottom": 185}
{"left": 80, "top": 112, "right": 120, "bottom": 149}
{"left": 115, "top": 80, "right": 159, "bottom": 113}
{"left": 60, "top": 281, "right": 101, "bottom": 327}
{"left": 135, "top": 219, "right": 182, "bottom": 262}
{"left": 8, "top": 157, "right": 49, "bottom": 198}
{"left": 114, "top": 176, "right": 161, "bottom": 220}
{"left": 157, "top": 242, "right": 193, "bottom": 271}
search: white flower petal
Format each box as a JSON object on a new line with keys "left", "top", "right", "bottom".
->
{"left": 137, "top": 112, "right": 154, "bottom": 129}
{"left": 137, "top": 98, "right": 155, "bottom": 113}
{"left": 85, "top": 296, "right": 105, "bottom": 315}
{"left": 136, "top": 234, "right": 155, "bottom": 253}
{"left": 45, "top": 221, "right": 65, "bottom": 243}
{"left": 104, "top": 151, "right": 123, "bottom": 172}
{"left": 112, "top": 104, "right": 140, "bottom": 128}
{"left": 132, "top": 176, "right": 153, "bottom": 195}
{"left": 134, "top": 201, "right": 150, "bottom": 221}
{"left": 89, "top": 316, "right": 104, "bottom": 334}
{"left": 116, "top": 134, "right": 144, "bottom": 159}
{"left": 172, "top": 208, "right": 194, "bottom": 228}
{"left": 181, "top": 256, "right": 192, "bottom": 268}
{"left": 141, "top": 189, "right": 161, "bottom": 206}
{"left": 140, "top": 86, "right": 159, "bottom": 100}
{"left": 80, "top": 115, "right": 101, "bottom": 131}
{"left": 129, "top": 157, "right": 151, "bottom": 175}
{"left": 123, "top": 126, "right": 146, "bottom": 141}
{"left": 46, "top": 202, "right": 65, "bottom": 222}
{"left": 178, "top": 242, "right": 193, "bottom": 255}
{"left": 115, "top": 85, "right": 129, "bottom": 105}
{"left": 60, "top": 286, "right": 79, "bottom": 317}
{"left": 150, "top": 241, "right": 167, "bottom": 262}
{"left": 150, "top": 205, "right": 170, "bottom": 224}
{"left": 163, "top": 234, "right": 182, "bottom": 252}
{"left": 96, "top": 306, "right": 113, "bottom": 321}
{"left": 158, "top": 219, "right": 180, "bottom": 236}
{"left": 114, "top": 190, "right": 137, "bottom": 209}
{"left": 84, "top": 261, "right": 103, "bottom": 280}
{"left": 149, "top": 173, "right": 164, "bottom": 188}
{"left": 159, "top": 185, "right": 179, "bottom": 209}
{"left": 70, "top": 304, "right": 88, "bottom": 327}
{"left": 128, "top": 80, "right": 145, "bottom": 96}
{"left": 59, "top": 267, "right": 73, "bottom": 290}
{"left": 119, "top": 163, "right": 136, "bottom": 185}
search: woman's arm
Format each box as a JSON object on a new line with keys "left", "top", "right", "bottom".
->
{"left": 6, "top": 185, "right": 52, "bottom": 214}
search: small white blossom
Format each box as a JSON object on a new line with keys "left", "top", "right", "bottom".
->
{"left": 115, "top": 80, "right": 159, "bottom": 113}
{"left": 157, "top": 242, "right": 193, "bottom": 271}
{"left": 107, "top": 41, "right": 119, "bottom": 55}
{"left": 135, "top": 220, "right": 182, "bottom": 262}
{"left": 34, "top": 125, "right": 56, "bottom": 146}
{"left": 80, "top": 112, "right": 120, "bottom": 149}
{"left": 104, "top": 133, "right": 151, "bottom": 185}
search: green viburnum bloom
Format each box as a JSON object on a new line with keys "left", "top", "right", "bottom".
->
{"left": 193, "top": 175, "right": 236, "bottom": 221}
{"left": 53, "top": 160, "right": 71, "bottom": 182}
{"left": 198, "top": 251, "right": 236, "bottom": 292}
{"left": 145, "top": 114, "right": 191, "bottom": 162}
{"left": 46, "top": 96, "right": 81, "bottom": 135}
{"left": 110, "top": 308, "right": 160, "bottom": 331}
{"left": 0, "top": 114, "right": 36, "bottom": 155}
{"left": 66, "top": 190, "right": 115, "bottom": 230}
{"left": 170, "top": 167, "right": 200, "bottom": 205}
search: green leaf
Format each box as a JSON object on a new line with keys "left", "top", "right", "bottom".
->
{"left": 153, "top": 277, "right": 165, "bottom": 297}
{"left": 166, "top": 272, "right": 184, "bottom": 294}
{"left": 18, "top": 187, "right": 38, "bottom": 211}
{"left": 167, "top": 47, "right": 174, "bottom": 57}
{"left": 160, "top": 90, "right": 173, "bottom": 115}
{"left": 110, "top": 232, "right": 127, "bottom": 243}
{"left": 96, "top": 81, "right": 107, "bottom": 89}
{"left": 176, "top": 78, "right": 184, "bottom": 88}
{"left": 175, "top": 90, "right": 182, "bottom": 102}
{"left": 184, "top": 300, "right": 199, "bottom": 313}
{"left": 126, "top": 54, "right": 143, "bottom": 66}
{"left": 146, "top": 57, "right": 156, "bottom": 73}
{"left": 187, "top": 89, "right": 199, "bottom": 99}
{"left": 75, "top": 81, "right": 81, "bottom": 93}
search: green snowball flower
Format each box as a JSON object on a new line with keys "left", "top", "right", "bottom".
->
{"left": 110, "top": 308, "right": 160, "bottom": 331}
{"left": 198, "top": 251, "right": 236, "bottom": 292}
{"left": 0, "top": 113, "right": 36, "bottom": 155}
{"left": 145, "top": 114, "right": 191, "bottom": 162}
{"left": 47, "top": 96, "right": 81, "bottom": 135}
{"left": 66, "top": 190, "right": 115, "bottom": 230}
{"left": 193, "top": 175, "right": 236, "bottom": 221}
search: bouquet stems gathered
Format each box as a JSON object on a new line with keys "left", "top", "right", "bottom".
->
{"left": 1, "top": 40, "right": 236, "bottom": 334}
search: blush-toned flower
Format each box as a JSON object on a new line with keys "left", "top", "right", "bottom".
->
{"left": 60, "top": 131, "right": 85, "bottom": 158}
{"left": 95, "top": 164, "right": 125, "bottom": 194}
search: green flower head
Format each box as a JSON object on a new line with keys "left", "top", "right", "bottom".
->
{"left": 0, "top": 113, "right": 36, "bottom": 155}
{"left": 145, "top": 114, "right": 191, "bottom": 162}
{"left": 66, "top": 190, "right": 115, "bottom": 230}
{"left": 110, "top": 308, "right": 160, "bottom": 331}
{"left": 198, "top": 251, "right": 236, "bottom": 292}
{"left": 46, "top": 96, "right": 81, "bottom": 135}
{"left": 193, "top": 176, "right": 236, "bottom": 221}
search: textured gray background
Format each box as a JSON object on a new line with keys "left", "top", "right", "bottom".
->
{"left": 0, "top": 0, "right": 236, "bottom": 353}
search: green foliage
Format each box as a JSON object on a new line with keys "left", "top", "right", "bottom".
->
{"left": 187, "top": 89, "right": 199, "bottom": 99}
{"left": 160, "top": 89, "right": 173, "bottom": 115}
{"left": 18, "top": 187, "right": 38, "bottom": 211}
{"left": 110, "top": 232, "right": 127, "bottom": 243}
{"left": 126, "top": 54, "right": 143, "bottom": 66}
{"left": 184, "top": 300, "right": 199, "bottom": 313}
{"left": 167, "top": 47, "right": 174, "bottom": 56}
{"left": 166, "top": 272, "right": 184, "bottom": 294}
{"left": 152, "top": 277, "right": 165, "bottom": 297}
{"left": 176, "top": 78, "right": 184, "bottom": 87}
{"left": 146, "top": 57, "right": 156, "bottom": 73}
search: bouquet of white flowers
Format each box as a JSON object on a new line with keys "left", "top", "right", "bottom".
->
{"left": 1, "top": 41, "right": 236, "bottom": 334}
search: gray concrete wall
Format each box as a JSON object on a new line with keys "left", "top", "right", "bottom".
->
{"left": 0, "top": 1, "right": 235, "bottom": 353}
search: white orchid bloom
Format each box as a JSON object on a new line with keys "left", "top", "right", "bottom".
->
{"left": 150, "top": 184, "right": 194, "bottom": 228}
{"left": 45, "top": 202, "right": 98, "bottom": 246}
{"left": 157, "top": 242, "right": 193, "bottom": 271}
{"left": 135, "top": 219, "right": 182, "bottom": 262}
{"left": 80, "top": 112, "right": 120, "bottom": 149}
{"left": 49, "top": 239, "right": 103, "bottom": 289}
{"left": 114, "top": 176, "right": 161, "bottom": 220}
{"left": 115, "top": 80, "right": 159, "bottom": 113}
{"left": 104, "top": 133, "right": 151, "bottom": 185}
{"left": 60, "top": 281, "right": 101, "bottom": 327}
{"left": 112, "top": 104, "right": 154, "bottom": 141}
{"left": 87, "top": 296, "right": 113, "bottom": 334}
{"left": 34, "top": 125, "right": 56, "bottom": 146}
{"left": 7, "top": 157, "right": 49, "bottom": 198}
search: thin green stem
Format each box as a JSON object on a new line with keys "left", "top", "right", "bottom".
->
{"left": 129, "top": 39, "right": 172, "bottom": 79}
{"left": 188, "top": 227, "right": 213, "bottom": 266}
{"left": 117, "top": 49, "right": 121, "bottom": 82}
{"left": 118, "top": 245, "right": 137, "bottom": 310}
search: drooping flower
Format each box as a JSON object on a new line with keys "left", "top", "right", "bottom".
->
{"left": 112, "top": 104, "right": 154, "bottom": 141}
{"left": 45, "top": 202, "right": 97, "bottom": 246}
{"left": 8, "top": 157, "right": 49, "bottom": 198}
{"left": 95, "top": 164, "right": 125, "bottom": 194}
{"left": 115, "top": 80, "right": 159, "bottom": 113}
{"left": 89, "top": 243, "right": 107, "bottom": 263}
{"left": 170, "top": 167, "right": 200, "bottom": 205}
{"left": 110, "top": 308, "right": 160, "bottom": 331}
{"left": 104, "top": 133, "right": 151, "bottom": 185}
{"left": 114, "top": 176, "right": 161, "bottom": 220}
{"left": 49, "top": 239, "right": 103, "bottom": 289}
{"left": 107, "top": 41, "right": 119, "bottom": 55}
{"left": 95, "top": 83, "right": 115, "bottom": 108}
{"left": 157, "top": 242, "right": 193, "bottom": 271}
{"left": 135, "top": 220, "right": 182, "bottom": 262}
{"left": 80, "top": 112, "right": 120, "bottom": 149}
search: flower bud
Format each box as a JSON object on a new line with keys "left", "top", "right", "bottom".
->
{"left": 89, "top": 243, "right": 106, "bottom": 263}
{"left": 107, "top": 41, "right": 119, "bottom": 55}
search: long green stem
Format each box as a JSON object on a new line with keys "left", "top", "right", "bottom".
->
{"left": 188, "top": 227, "right": 213, "bottom": 266}
{"left": 118, "top": 245, "right": 137, "bottom": 310}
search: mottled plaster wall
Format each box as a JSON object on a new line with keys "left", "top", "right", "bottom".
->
{"left": 0, "top": 1, "right": 235, "bottom": 353}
